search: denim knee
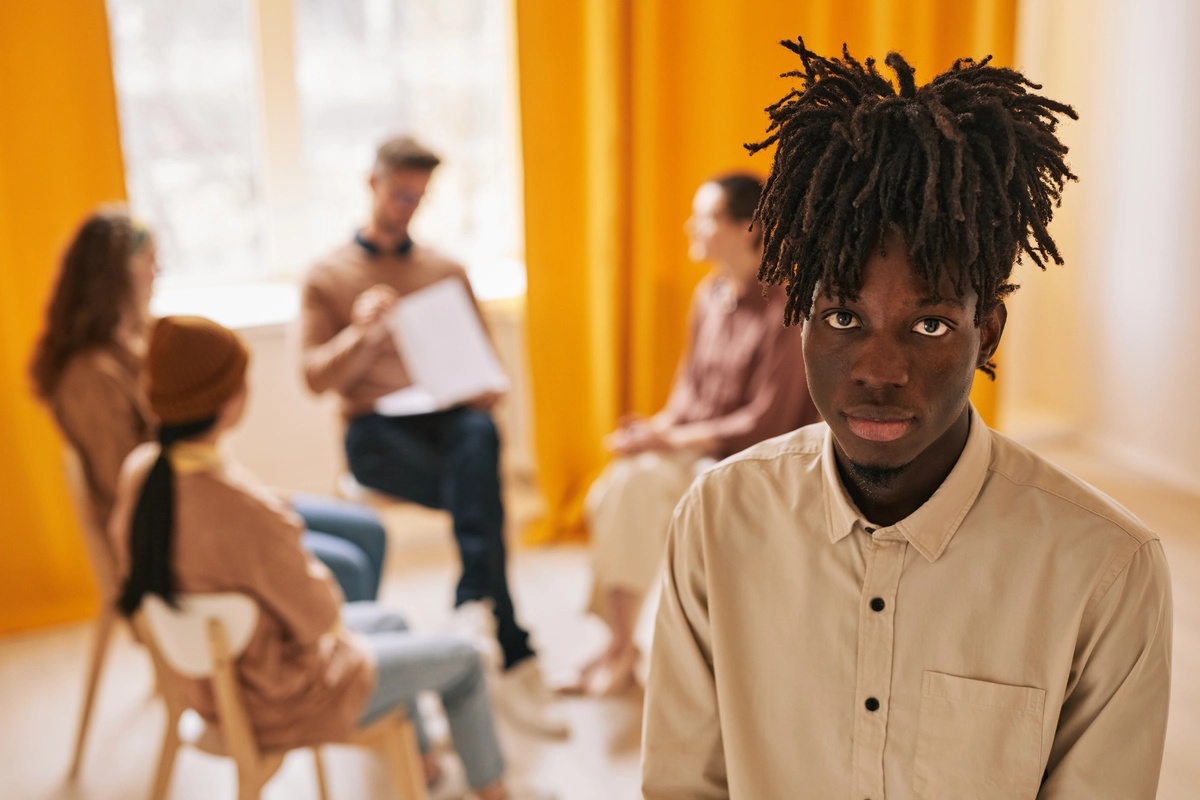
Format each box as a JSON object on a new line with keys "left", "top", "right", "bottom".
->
{"left": 305, "top": 534, "right": 373, "bottom": 602}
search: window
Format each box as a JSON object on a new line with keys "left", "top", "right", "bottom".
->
{"left": 106, "top": 0, "right": 266, "bottom": 286}
{"left": 107, "top": 0, "right": 525, "bottom": 301}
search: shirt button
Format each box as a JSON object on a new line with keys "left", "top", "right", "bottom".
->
{"left": 865, "top": 697, "right": 880, "bottom": 712}
{"left": 870, "top": 597, "right": 886, "bottom": 612}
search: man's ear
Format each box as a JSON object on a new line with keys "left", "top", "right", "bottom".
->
{"left": 978, "top": 301, "right": 1008, "bottom": 367}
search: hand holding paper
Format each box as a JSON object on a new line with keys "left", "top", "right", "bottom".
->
{"left": 373, "top": 279, "right": 510, "bottom": 416}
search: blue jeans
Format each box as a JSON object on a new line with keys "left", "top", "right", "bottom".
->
{"left": 294, "top": 494, "right": 387, "bottom": 602}
{"left": 344, "top": 602, "right": 505, "bottom": 790}
{"left": 345, "top": 409, "right": 534, "bottom": 669}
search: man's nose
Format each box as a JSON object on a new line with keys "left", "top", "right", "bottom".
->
{"left": 849, "top": 333, "right": 909, "bottom": 388}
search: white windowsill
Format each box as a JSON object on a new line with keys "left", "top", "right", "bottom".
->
{"left": 150, "top": 265, "right": 528, "bottom": 334}
{"left": 151, "top": 283, "right": 301, "bottom": 333}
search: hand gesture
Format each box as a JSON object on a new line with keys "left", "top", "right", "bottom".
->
{"left": 351, "top": 284, "right": 399, "bottom": 344}
{"left": 605, "top": 418, "right": 672, "bottom": 456}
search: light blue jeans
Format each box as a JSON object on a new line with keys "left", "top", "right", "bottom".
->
{"left": 293, "top": 494, "right": 388, "bottom": 602}
{"left": 343, "top": 603, "right": 506, "bottom": 790}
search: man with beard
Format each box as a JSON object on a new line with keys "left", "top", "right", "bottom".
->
{"left": 300, "top": 135, "right": 566, "bottom": 739}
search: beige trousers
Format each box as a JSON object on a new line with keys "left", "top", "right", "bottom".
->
{"left": 587, "top": 451, "right": 714, "bottom": 620}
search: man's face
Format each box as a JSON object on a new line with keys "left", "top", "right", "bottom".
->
{"left": 802, "top": 232, "right": 1005, "bottom": 475}
{"left": 685, "top": 182, "right": 755, "bottom": 266}
{"left": 369, "top": 167, "right": 432, "bottom": 237}
{"left": 128, "top": 236, "right": 159, "bottom": 318}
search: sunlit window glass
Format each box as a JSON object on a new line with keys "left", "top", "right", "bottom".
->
{"left": 293, "top": 0, "right": 524, "bottom": 298}
{"left": 106, "top": 0, "right": 266, "bottom": 286}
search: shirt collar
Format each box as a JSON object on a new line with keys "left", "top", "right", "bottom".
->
{"left": 822, "top": 405, "right": 992, "bottom": 561}
{"left": 354, "top": 229, "right": 413, "bottom": 257}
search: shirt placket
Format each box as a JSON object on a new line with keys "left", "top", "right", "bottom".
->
{"left": 851, "top": 527, "right": 908, "bottom": 800}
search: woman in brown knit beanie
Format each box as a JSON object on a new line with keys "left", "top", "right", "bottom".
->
{"left": 30, "top": 210, "right": 388, "bottom": 603}
{"left": 110, "top": 315, "right": 544, "bottom": 800}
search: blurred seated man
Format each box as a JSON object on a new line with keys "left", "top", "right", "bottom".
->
{"left": 299, "top": 135, "right": 566, "bottom": 738}
{"left": 574, "top": 173, "right": 821, "bottom": 696}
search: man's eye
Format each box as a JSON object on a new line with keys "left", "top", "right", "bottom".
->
{"left": 825, "top": 311, "right": 859, "bottom": 330}
{"left": 914, "top": 318, "right": 950, "bottom": 337}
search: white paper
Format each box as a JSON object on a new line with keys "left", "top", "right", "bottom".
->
{"left": 374, "top": 279, "right": 510, "bottom": 416}
{"left": 372, "top": 385, "right": 439, "bottom": 416}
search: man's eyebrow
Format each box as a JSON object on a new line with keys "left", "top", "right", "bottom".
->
{"left": 916, "top": 295, "right": 966, "bottom": 309}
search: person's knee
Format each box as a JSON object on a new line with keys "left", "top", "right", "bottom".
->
{"left": 377, "top": 608, "right": 409, "bottom": 632}
{"left": 345, "top": 419, "right": 404, "bottom": 479}
{"left": 606, "top": 454, "right": 688, "bottom": 498}
{"left": 342, "top": 602, "right": 409, "bottom": 633}
{"left": 445, "top": 638, "right": 487, "bottom": 694}
{"left": 315, "top": 547, "right": 372, "bottom": 602}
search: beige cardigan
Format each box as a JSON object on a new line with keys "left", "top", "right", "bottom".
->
{"left": 108, "top": 442, "right": 376, "bottom": 749}
{"left": 51, "top": 344, "right": 153, "bottom": 528}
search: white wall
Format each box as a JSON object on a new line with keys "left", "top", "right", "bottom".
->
{"left": 1003, "top": 0, "right": 1200, "bottom": 492}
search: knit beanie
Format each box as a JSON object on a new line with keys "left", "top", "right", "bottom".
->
{"left": 145, "top": 316, "right": 249, "bottom": 425}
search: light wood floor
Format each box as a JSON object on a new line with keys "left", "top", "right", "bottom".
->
{"left": 2, "top": 440, "right": 1198, "bottom": 799}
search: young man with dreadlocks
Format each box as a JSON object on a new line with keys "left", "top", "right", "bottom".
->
{"left": 642, "top": 40, "right": 1171, "bottom": 799}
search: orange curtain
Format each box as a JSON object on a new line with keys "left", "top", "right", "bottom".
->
{"left": 516, "top": 0, "right": 1016, "bottom": 543}
{"left": 0, "top": 2, "right": 128, "bottom": 632}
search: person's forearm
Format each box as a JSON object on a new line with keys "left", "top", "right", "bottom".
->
{"left": 663, "top": 423, "right": 719, "bottom": 456}
{"left": 302, "top": 323, "right": 378, "bottom": 394}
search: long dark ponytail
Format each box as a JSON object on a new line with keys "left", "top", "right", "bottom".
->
{"left": 116, "top": 417, "right": 217, "bottom": 616}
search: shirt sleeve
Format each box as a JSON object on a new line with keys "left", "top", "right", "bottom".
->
{"left": 1039, "top": 538, "right": 1172, "bottom": 798}
{"left": 660, "top": 291, "right": 705, "bottom": 426}
{"left": 672, "top": 318, "right": 813, "bottom": 458}
{"left": 642, "top": 485, "right": 729, "bottom": 800}
{"left": 299, "top": 274, "right": 380, "bottom": 395}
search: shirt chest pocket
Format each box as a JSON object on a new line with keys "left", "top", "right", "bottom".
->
{"left": 912, "top": 671, "right": 1046, "bottom": 800}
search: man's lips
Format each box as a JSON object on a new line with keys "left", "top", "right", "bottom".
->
{"left": 842, "top": 409, "right": 915, "bottom": 443}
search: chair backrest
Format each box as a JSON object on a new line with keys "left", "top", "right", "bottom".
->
{"left": 62, "top": 446, "right": 120, "bottom": 601}
{"left": 139, "top": 592, "right": 264, "bottom": 763}
{"left": 142, "top": 593, "right": 259, "bottom": 679}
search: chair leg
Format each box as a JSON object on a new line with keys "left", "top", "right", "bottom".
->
{"left": 69, "top": 604, "right": 117, "bottom": 778}
{"left": 150, "top": 710, "right": 181, "bottom": 800}
{"left": 378, "top": 717, "right": 429, "bottom": 800}
{"left": 312, "top": 748, "right": 330, "bottom": 800}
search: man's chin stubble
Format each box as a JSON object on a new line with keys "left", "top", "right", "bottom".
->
{"left": 845, "top": 459, "right": 911, "bottom": 496}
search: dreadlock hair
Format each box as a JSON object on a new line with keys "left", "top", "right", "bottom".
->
{"left": 748, "top": 38, "right": 1077, "bottom": 377}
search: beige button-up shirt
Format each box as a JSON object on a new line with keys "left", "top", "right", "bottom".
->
{"left": 643, "top": 411, "right": 1172, "bottom": 799}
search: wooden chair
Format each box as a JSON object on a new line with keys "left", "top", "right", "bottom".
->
{"left": 136, "top": 593, "right": 429, "bottom": 800}
{"left": 63, "top": 446, "right": 128, "bottom": 778}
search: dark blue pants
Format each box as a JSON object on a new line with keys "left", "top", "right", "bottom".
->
{"left": 345, "top": 408, "right": 534, "bottom": 669}
{"left": 294, "top": 494, "right": 388, "bottom": 602}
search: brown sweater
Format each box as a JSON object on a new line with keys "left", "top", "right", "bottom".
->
{"left": 662, "top": 276, "right": 820, "bottom": 458}
{"left": 52, "top": 344, "right": 154, "bottom": 529}
{"left": 108, "top": 442, "right": 376, "bottom": 749}
{"left": 300, "top": 240, "right": 487, "bottom": 418}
